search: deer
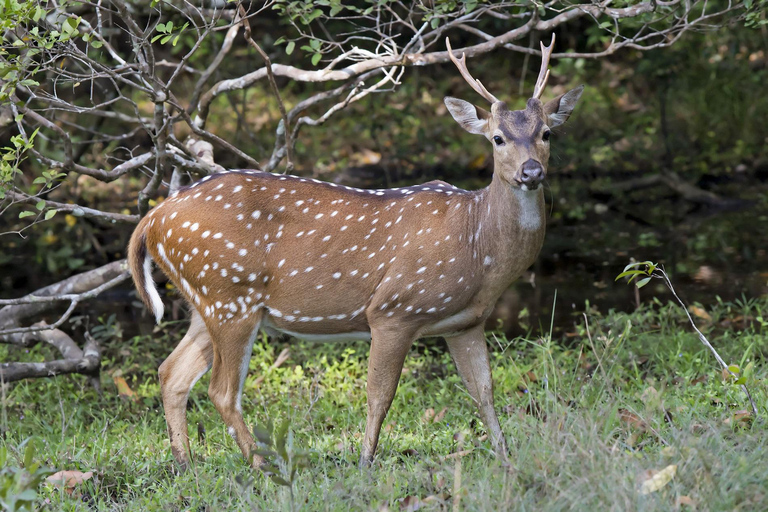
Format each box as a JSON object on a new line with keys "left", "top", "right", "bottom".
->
{"left": 127, "top": 35, "right": 583, "bottom": 470}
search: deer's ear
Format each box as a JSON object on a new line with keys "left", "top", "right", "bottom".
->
{"left": 444, "top": 97, "right": 490, "bottom": 135}
{"left": 543, "top": 85, "right": 584, "bottom": 128}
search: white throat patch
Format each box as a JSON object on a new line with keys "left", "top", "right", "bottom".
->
{"left": 512, "top": 187, "right": 543, "bottom": 231}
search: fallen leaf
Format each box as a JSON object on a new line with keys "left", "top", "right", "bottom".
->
{"left": 400, "top": 448, "right": 419, "bottom": 457}
{"left": 723, "top": 410, "right": 753, "bottom": 427}
{"left": 619, "top": 409, "right": 648, "bottom": 431}
{"left": 660, "top": 446, "right": 676, "bottom": 457}
{"left": 46, "top": 470, "right": 94, "bottom": 494}
{"left": 422, "top": 408, "right": 435, "bottom": 422}
{"left": 676, "top": 495, "right": 697, "bottom": 508}
{"left": 640, "top": 386, "right": 660, "bottom": 405}
{"left": 433, "top": 407, "right": 447, "bottom": 423}
{"left": 690, "top": 375, "right": 708, "bottom": 385}
{"left": 399, "top": 495, "right": 423, "bottom": 511}
{"left": 113, "top": 376, "right": 137, "bottom": 401}
{"left": 688, "top": 305, "right": 711, "bottom": 322}
{"left": 639, "top": 464, "right": 676, "bottom": 495}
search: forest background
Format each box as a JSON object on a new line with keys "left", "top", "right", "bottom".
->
{"left": 1, "top": 0, "right": 768, "bottom": 510}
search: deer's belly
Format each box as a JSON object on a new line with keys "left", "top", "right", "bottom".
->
{"left": 419, "top": 303, "right": 490, "bottom": 337}
{"left": 263, "top": 321, "right": 372, "bottom": 343}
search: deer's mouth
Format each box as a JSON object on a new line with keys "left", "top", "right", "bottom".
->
{"left": 513, "top": 179, "right": 542, "bottom": 192}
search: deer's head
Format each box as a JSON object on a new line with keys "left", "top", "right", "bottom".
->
{"left": 444, "top": 36, "right": 583, "bottom": 191}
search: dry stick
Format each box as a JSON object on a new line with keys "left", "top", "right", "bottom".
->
{"left": 656, "top": 267, "right": 759, "bottom": 417}
{"left": 4, "top": 190, "right": 139, "bottom": 225}
{"left": 0, "top": 332, "right": 101, "bottom": 384}
{"left": 0, "top": 271, "right": 130, "bottom": 337}
{"left": 452, "top": 432, "right": 464, "bottom": 512}
{"left": 239, "top": 5, "right": 294, "bottom": 174}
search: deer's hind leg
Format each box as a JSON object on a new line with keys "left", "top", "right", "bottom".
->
{"left": 205, "top": 313, "right": 264, "bottom": 468}
{"left": 158, "top": 310, "right": 214, "bottom": 470}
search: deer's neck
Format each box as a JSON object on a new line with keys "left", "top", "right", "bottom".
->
{"left": 472, "top": 173, "right": 546, "bottom": 282}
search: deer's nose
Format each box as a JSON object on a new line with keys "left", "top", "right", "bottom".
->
{"left": 519, "top": 159, "right": 544, "bottom": 188}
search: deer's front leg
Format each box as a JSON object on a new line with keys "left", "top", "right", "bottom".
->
{"left": 360, "top": 325, "right": 416, "bottom": 467}
{"left": 445, "top": 325, "right": 509, "bottom": 461}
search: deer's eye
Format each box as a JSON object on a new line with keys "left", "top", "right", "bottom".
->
{"left": 542, "top": 130, "right": 551, "bottom": 142}
{"left": 493, "top": 135, "right": 504, "bottom": 146}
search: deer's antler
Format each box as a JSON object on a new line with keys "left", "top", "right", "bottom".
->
{"left": 446, "top": 38, "right": 500, "bottom": 104}
{"left": 532, "top": 34, "right": 555, "bottom": 100}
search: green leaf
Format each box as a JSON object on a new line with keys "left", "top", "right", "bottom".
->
{"left": 44, "top": 209, "right": 56, "bottom": 220}
{"left": 285, "top": 41, "right": 295, "bottom": 55}
{"left": 728, "top": 364, "right": 740, "bottom": 375}
{"left": 270, "top": 475, "right": 291, "bottom": 486}
{"left": 33, "top": 6, "right": 45, "bottom": 22}
{"left": 735, "top": 377, "right": 747, "bottom": 386}
{"left": 33, "top": 177, "right": 46, "bottom": 184}
{"left": 19, "top": 210, "right": 35, "bottom": 218}
{"left": 615, "top": 270, "right": 645, "bottom": 281}
{"left": 91, "top": 40, "right": 103, "bottom": 48}
{"left": 36, "top": 200, "right": 45, "bottom": 211}
{"left": 743, "top": 361, "right": 754, "bottom": 379}
{"left": 311, "top": 52, "right": 322, "bottom": 66}
{"left": 635, "top": 277, "right": 651, "bottom": 288}
{"left": 24, "top": 441, "right": 34, "bottom": 467}
{"left": 63, "top": 17, "right": 80, "bottom": 35}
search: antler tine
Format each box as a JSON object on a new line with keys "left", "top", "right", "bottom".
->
{"left": 532, "top": 34, "right": 556, "bottom": 100}
{"left": 446, "top": 38, "right": 500, "bottom": 104}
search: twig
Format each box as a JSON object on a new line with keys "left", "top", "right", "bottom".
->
{"left": 654, "top": 267, "right": 759, "bottom": 417}
{"left": 4, "top": 190, "right": 139, "bottom": 225}
{"left": 452, "top": 432, "right": 464, "bottom": 512}
{"left": 239, "top": 5, "right": 294, "bottom": 173}
{"left": 0, "top": 272, "right": 130, "bottom": 336}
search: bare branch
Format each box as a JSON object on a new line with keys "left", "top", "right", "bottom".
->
{"left": 239, "top": 5, "right": 294, "bottom": 173}
{"left": 0, "top": 270, "right": 130, "bottom": 337}
{"left": 4, "top": 191, "right": 139, "bottom": 225}
{"left": 0, "top": 333, "right": 100, "bottom": 383}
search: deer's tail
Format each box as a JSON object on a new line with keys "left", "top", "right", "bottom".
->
{"left": 127, "top": 219, "right": 164, "bottom": 323}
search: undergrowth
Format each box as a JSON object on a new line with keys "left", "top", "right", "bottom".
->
{"left": 1, "top": 296, "right": 767, "bottom": 510}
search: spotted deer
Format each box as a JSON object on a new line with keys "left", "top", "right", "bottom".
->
{"left": 127, "top": 35, "right": 583, "bottom": 469}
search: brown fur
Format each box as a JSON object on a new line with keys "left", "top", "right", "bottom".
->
{"left": 128, "top": 85, "right": 582, "bottom": 469}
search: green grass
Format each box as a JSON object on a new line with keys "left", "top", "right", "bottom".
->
{"left": 2, "top": 297, "right": 768, "bottom": 511}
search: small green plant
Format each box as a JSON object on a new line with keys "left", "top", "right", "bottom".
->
{"left": 617, "top": 260, "right": 759, "bottom": 417}
{"left": 252, "top": 419, "right": 309, "bottom": 512}
{"left": 0, "top": 441, "right": 54, "bottom": 512}
{"left": 151, "top": 20, "right": 189, "bottom": 46}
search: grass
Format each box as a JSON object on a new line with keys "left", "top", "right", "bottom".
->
{"left": 2, "top": 296, "right": 768, "bottom": 511}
